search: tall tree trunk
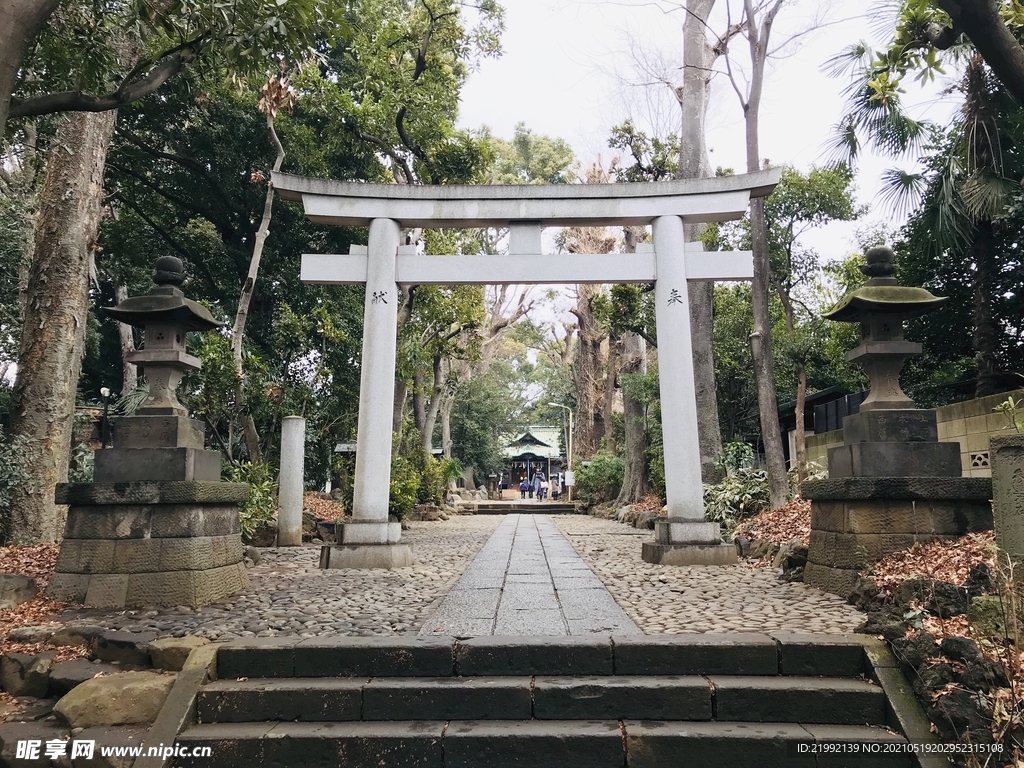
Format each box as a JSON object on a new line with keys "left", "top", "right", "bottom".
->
{"left": 601, "top": 338, "right": 617, "bottom": 454}
{"left": 794, "top": 364, "right": 807, "bottom": 487}
{"left": 393, "top": 380, "right": 409, "bottom": 435}
{"left": 9, "top": 109, "right": 116, "bottom": 543}
{"left": 420, "top": 355, "right": 444, "bottom": 456}
{"left": 231, "top": 109, "right": 284, "bottom": 465}
{"left": 440, "top": 392, "right": 454, "bottom": 458}
{"left": 412, "top": 368, "right": 426, "bottom": 436}
{"left": 616, "top": 331, "right": 649, "bottom": 505}
{"left": 971, "top": 219, "right": 999, "bottom": 397}
{"left": 680, "top": 0, "right": 724, "bottom": 482}
{"left": 741, "top": 0, "right": 790, "bottom": 509}
{"left": 571, "top": 283, "right": 604, "bottom": 459}
{"left": 0, "top": 0, "right": 61, "bottom": 137}
{"left": 113, "top": 284, "right": 137, "bottom": 394}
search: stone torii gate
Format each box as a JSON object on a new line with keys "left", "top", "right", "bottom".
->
{"left": 274, "top": 170, "right": 781, "bottom": 569}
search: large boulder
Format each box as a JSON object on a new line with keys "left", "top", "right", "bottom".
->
{"left": 772, "top": 538, "right": 808, "bottom": 570}
{"left": 148, "top": 635, "right": 210, "bottom": 671}
{"left": 633, "top": 510, "right": 660, "bottom": 530}
{"left": 0, "top": 651, "right": 55, "bottom": 697}
{"left": 7, "top": 625, "right": 57, "bottom": 644}
{"left": 53, "top": 671, "right": 175, "bottom": 727}
{"left": 51, "top": 624, "right": 105, "bottom": 648}
{"left": 0, "top": 573, "right": 38, "bottom": 609}
{"left": 968, "top": 595, "right": 1014, "bottom": 640}
{"left": 49, "top": 658, "right": 125, "bottom": 697}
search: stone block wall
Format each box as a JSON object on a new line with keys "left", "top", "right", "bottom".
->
{"left": 805, "top": 388, "right": 1024, "bottom": 478}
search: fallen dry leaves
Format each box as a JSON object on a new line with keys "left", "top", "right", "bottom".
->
{"left": 303, "top": 492, "right": 346, "bottom": 522}
{"left": 735, "top": 499, "right": 811, "bottom": 545}
{"left": 631, "top": 494, "right": 662, "bottom": 514}
{"left": 868, "top": 531, "right": 997, "bottom": 594}
{"left": 0, "top": 545, "right": 84, "bottom": 659}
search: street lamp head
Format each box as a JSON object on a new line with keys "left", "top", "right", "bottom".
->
{"left": 100, "top": 387, "right": 111, "bottom": 399}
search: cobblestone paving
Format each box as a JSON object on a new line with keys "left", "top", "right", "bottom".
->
{"left": 58, "top": 516, "right": 503, "bottom": 640}
{"left": 550, "top": 515, "right": 863, "bottom": 635}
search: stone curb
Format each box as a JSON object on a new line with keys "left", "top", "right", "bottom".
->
{"left": 132, "top": 646, "right": 217, "bottom": 768}
{"left": 860, "top": 637, "right": 950, "bottom": 768}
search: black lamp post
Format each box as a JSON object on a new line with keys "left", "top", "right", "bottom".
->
{"left": 99, "top": 386, "right": 112, "bottom": 448}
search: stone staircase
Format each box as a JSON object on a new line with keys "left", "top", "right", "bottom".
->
{"left": 460, "top": 501, "right": 579, "bottom": 514}
{"left": 173, "top": 634, "right": 933, "bottom": 768}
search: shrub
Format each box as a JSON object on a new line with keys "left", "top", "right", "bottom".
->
{"left": 0, "top": 427, "right": 28, "bottom": 543}
{"left": 389, "top": 452, "right": 420, "bottom": 520}
{"left": 575, "top": 450, "right": 624, "bottom": 505}
{"left": 703, "top": 466, "right": 770, "bottom": 534}
{"left": 229, "top": 461, "right": 278, "bottom": 541}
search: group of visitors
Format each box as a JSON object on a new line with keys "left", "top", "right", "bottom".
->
{"left": 518, "top": 471, "right": 561, "bottom": 501}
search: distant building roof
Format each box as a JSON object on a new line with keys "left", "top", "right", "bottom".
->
{"left": 502, "top": 426, "right": 564, "bottom": 460}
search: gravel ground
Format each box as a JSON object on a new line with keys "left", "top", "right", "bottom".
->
{"left": 56, "top": 516, "right": 503, "bottom": 640}
{"left": 550, "top": 515, "right": 863, "bottom": 635}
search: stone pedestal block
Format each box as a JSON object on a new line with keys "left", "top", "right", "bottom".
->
{"left": 842, "top": 409, "right": 938, "bottom": 444}
{"left": 653, "top": 519, "right": 723, "bottom": 545}
{"left": 48, "top": 482, "right": 249, "bottom": 609}
{"left": 320, "top": 544, "right": 414, "bottom": 569}
{"left": 990, "top": 434, "right": 1024, "bottom": 565}
{"left": 94, "top": 447, "right": 222, "bottom": 482}
{"left": 640, "top": 542, "right": 738, "bottom": 566}
{"left": 802, "top": 477, "right": 993, "bottom": 598}
{"left": 828, "top": 441, "right": 960, "bottom": 478}
{"left": 112, "top": 416, "right": 205, "bottom": 449}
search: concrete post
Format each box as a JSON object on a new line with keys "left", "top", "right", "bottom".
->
{"left": 346, "top": 218, "right": 405, "bottom": 547}
{"left": 645, "top": 216, "right": 735, "bottom": 565}
{"left": 278, "top": 416, "right": 306, "bottom": 546}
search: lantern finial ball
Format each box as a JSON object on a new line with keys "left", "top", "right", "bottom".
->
{"left": 154, "top": 256, "right": 186, "bottom": 287}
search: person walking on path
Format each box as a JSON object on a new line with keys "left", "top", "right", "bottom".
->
{"left": 532, "top": 470, "right": 545, "bottom": 501}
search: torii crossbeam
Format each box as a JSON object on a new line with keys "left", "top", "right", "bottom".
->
{"left": 275, "top": 169, "right": 782, "bottom": 569}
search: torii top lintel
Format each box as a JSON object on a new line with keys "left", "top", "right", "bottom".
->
{"left": 272, "top": 169, "right": 781, "bottom": 229}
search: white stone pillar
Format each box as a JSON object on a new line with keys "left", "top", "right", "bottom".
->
{"left": 278, "top": 415, "right": 305, "bottom": 547}
{"left": 347, "top": 218, "right": 403, "bottom": 546}
{"left": 647, "top": 216, "right": 734, "bottom": 564}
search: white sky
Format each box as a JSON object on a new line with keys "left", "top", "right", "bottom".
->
{"left": 456, "top": 0, "right": 963, "bottom": 261}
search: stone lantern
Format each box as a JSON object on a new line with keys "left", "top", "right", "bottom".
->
{"left": 821, "top": 246, "right": 959, "bottom": 477}
{"left": 801, "top": 246, "right": 993, "bottom": 597}
{"left": 48, "top": 256, "right": 249, "bottom": 609}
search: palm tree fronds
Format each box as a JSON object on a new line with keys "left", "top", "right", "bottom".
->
{"left": 878, "top": 167, "right": 928, "bottom": 220}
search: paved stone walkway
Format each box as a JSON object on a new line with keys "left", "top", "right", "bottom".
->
{"left": 420, "top": 515, "right": 640, "bottom": 636}
{"left": 550, "top": 515, "right": 863, "bottom": 635}
{"left": 56, "top": 516, "right": 503, "bottom": 640}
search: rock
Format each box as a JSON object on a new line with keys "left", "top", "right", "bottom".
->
{"left": 315, "top": 522, "right": 336, "bottom": 543}
{"left": 244, "top": 546, "right": 262, "bottom": 566}
{"left": 1, "top": 651, "right": 55, "bottom": 697}
{"left": 927, "top": 581, "right": 969, "bottom": 618}
{"left": 301, "top": 511, "right": 317, "bottom": 534}
{"left": 847, "top": 577, "right": 882, "bottom": 612}
{"left": 913, "top": 662, "right": 954, "bottom": 697}
{"left": 856, "top": 610, "right": 906, "bottom": 641}
{"left": 939, "top": 635, "right": 982, "bottom": 664}
{"left": 615, "top": 506, "right": 630, "bottom": 522}
{"left": 73, "top": 725, "right": 148, "bottom": 768}
{"left": 8, "top": 625, "right": 57, "bottom": 644}
{"left": 0, "top": 573, "right": 38, "bottom": 609}
{"left": 148, "top": 636, "right": 210, "bottom": 671}
{"left": 890, "top": 632, "right": 939, "bottom": 670}
{"left": 53, "top": 671, "right": 175, "bottom": 728}
{"left": 92, "top": 630, "right": 158, "bottom": 666}
{"left": 248, "top": 519, "right": 277, "bottom": 547}
{"left": 0, "top": 721, "right": 70, "bottom": 766}
{"left": 49, "top": 659, "right": 124, "bottom": 698}
{"left": 51, "top": 625, "right": 105, "bottom": 648}
{"left": 968, "top": 595, "right": 1013, "bottom": 640}
{"left": 734, "top": 536, "right": 751, "bottom": 558}
{"left": 963, "top": 562, "right": 994, "bottom": 597}
{"left": 400, "top": 520, "right": 411, "bottom": 530}
{"left": 329, "top": 487, "right": 344, "bottom": 501}
{"left": 772, "top": 539, "right": 807, "bottom": 570}
{"left": 634, "top": 510, "right": 659, "bottom": 530}
{"left": 956, "top": 659, "right": 1009, "bottom": 692}
{"left": 780, "top": 565, "right": 804, "bottom": 583}
{"left": 893, "top": 577, "right": 969, "bottom": 618}
{"left": 749, "top": 539, "right": 779, "bottom": 560}
{"left": 928, "top": 687, "right": 993, "bottom": 744}
{"left": 412, "top": 505, "right": 441, "bottom": 522}
{"left": 243, "top": 556, "right": 255, "bottom": 567}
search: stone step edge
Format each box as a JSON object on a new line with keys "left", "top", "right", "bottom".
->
{"left": 197, "top": 674, "right": 887, "bottom": 727}
{"left": 216, "top": 632, "right": 876, "bottom": 680}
